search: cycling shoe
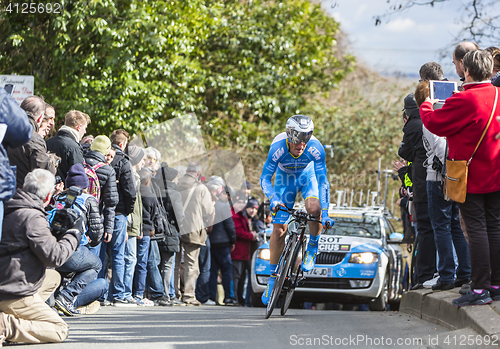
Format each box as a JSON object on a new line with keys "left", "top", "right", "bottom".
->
{"left": 301, "top": 242, "right": 319, "bottom": 272}
{"left": 261, "top": 274, "right": 276, "bottom": 305}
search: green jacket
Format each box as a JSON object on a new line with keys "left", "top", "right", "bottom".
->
{"left": 127, "top": 170, "right": 142, "bottom": 237}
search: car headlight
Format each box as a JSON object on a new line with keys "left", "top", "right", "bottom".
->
{"left": 348, "top": 252, "right": 379, "bottom": 264}
{"left": 257, "top": 248, "right": 270, "bottom": 261}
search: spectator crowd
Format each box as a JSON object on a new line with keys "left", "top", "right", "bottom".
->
{"left": 0, "top": 91, "right": 272, "bottom": 345}
{"left": 1, "top": 41, "right": 500, "bottom": 346}
{"left": 394, "top": 43, "right": 500, "bottom": 308}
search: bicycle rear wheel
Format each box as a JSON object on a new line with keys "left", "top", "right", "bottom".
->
{"left": 281, "top": 234, "right": 305, "bottom": 315}
{"left": 265, "top": 234, "right": 298, "bottom": 319}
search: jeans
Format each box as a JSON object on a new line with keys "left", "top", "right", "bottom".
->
{"left": 427, "top": 181, "right": 471, "bottom": 284}
{"left": 160, "top": 250, "right": 175, "bottom": 300}
{"left": 209, "top": 246, "right": 234, "bottom": 301}
{"left": 57, "top": 245, "right": 102, "bottom": 302}
{"left": 98, "top": 214, "right": 127, "bottom": 301}
{"left": 458, "top": 190, "right": 500, "bottom": 289}
{"left": 123, "top": 236, "right": 137, "bottom": 299}
{"left": 414, "top": 201, "right": 436, "bottom": 283}
{"left": 169, "top": 256, "right": 176, "bottom": 299}
{"left": 74, "top": 278, "right": 108, "bottom": 308}
{"left": 0, "top": 201, "right": 3, "bottom": 242}
{"left": 195, "top": 239, "right": 211, "bottom": 303}
{"left": 134, "top": 235, "right": 150, "bottom": 298}
{"left": 232, "top": 260, "right": 247, "bottom": 305}
{"left": 146, "top": 239, "right": 165, "bottom": 299}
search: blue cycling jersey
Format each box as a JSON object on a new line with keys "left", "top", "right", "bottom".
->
{"left": 260, "top": 132, "right": 330, "bottom": 214}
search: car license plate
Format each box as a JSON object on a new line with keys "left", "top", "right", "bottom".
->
{"left": 304, "top": 267, "right": 333, "bottom": 278}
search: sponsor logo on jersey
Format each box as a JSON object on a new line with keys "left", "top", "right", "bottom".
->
{"left": 272, "top": 147, "right": 285, "bottom": 162}
{"left": 308, "top": 146, "right": 321, "bottom": 161}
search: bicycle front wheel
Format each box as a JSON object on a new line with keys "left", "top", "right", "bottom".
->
{"left": 265, "top": 234, "right": 298, "bottom": 319}
{"left": 281, "top": 234, "right": 305, "bottom": 315}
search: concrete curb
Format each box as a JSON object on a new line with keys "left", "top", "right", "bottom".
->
{"left": 400, "top": 289, "right": 500, "bottom": 338}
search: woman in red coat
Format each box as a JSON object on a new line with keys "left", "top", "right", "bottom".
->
{"left": 420, "top": 49, "right": 500, "bottom": 307}
{"left": 231, "top": 193, "right": 257, "bottom": 306}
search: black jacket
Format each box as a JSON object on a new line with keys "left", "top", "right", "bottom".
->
{"left": 110, "top": 145, "right": 136, "bottom": 216}
{"left": 7, "top": 116, "right": 55, "bottom": 188}
{"left": 398, "top": 108, "right": 427, "bottom": 203}
{"left": 84, "top": 150, "right": 119, "bottom": 234}
{"left": 209, "top": 200, "right": 236, "bottom": 248}
{"left": 140, "top": 184, "right": 156, "bottom": 235}
{"left": 0, "top": 189, "right": 79, "bottom": 300}
{"left": 46, "top": 129, "right": 84, "bottom": 181}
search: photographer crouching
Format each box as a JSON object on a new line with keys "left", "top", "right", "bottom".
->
{"left": 0, "top": 169, "right": 81, "bottom": 345}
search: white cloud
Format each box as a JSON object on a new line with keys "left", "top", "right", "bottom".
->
{"left": 383, "top": 18, "right": 416, "bottom": 32}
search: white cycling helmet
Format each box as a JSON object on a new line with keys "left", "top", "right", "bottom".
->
{"left": 286, "top": 115, "right": 314, "bottom": 144}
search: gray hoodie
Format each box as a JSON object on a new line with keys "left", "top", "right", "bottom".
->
{"left": 422, "top": 125, "right": 446, "bottom": 182}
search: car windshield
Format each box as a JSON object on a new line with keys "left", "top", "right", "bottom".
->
{"left": 323, "top": 214, "right": 381, "bottom": 239}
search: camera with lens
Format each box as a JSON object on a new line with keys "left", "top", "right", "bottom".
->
{"left": 50, "top": 186, "right": 83, "bottom": 240}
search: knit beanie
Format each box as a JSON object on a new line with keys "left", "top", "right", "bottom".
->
{"left": 128, "top": 145, "right": 145, "bottom": 166}
{"left": 164, "top": 167, "right": 179, "bottom": 181}
{"left": 90, "top": 135, "right": 111, "bottom": 156}
{"left": 66, "top": 163, "right": 89, "bottom": 189}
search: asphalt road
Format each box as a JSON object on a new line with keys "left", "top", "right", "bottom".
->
{"left": 8, "top": 306, "right": 483, "bottom": 349}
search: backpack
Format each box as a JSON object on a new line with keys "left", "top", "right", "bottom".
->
{"left": 83, "top": 160, "right": 105, "bottom": 204}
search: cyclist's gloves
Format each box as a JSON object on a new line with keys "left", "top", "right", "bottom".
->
{"left": 321, "top": 209, "right": 335, "bottom": 228}
{"left": 269, "top": 196, "right": 284, "bottom": 213}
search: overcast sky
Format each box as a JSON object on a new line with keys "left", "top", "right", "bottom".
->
{"left": 322, "top": 0, "right": 498, "bottom": 78}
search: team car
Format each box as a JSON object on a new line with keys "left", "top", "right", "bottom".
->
{"left": 250, "top": 205, "right": 410, "bottom": 311}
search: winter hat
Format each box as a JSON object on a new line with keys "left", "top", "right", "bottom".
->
{"left": 90, "top": 135, "right": 111, "bottom": 156}
{"left": 241, "top": 180, "right": 252, "bottom": 190}
{"left": 66, "top": 163, "right": 89, "bottom": 189}
{"left": 246, "top": 198, "right": 259, "bottom": 209}
{"left": 402, "top": 93, "right": 418, "bottom": 111}
{"left": 128, "top": 145, "right": 145, "bottom": 166}
{"left": 164, "top": 167, "right": 179, "bottom": 181}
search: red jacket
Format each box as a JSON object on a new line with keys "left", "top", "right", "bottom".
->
{"left": 231, "top": 210, "right": 254, "bottom": 261}
{"left": 420, "top": 82, "right": 500, "bottom": 194}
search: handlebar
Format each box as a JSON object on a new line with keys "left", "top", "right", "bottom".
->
{"left": 276, "top": 206, "right": 322, "bottom": 224}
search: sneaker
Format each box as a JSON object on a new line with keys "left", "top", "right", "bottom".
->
{"left": 261, "top": 274, "right": 276, "bottom": 305}
{"left": 452, "top": 289, "right": 492, "bottom": 307}
{"left": 459, "top": 282, "right": 472, "bottom": 295}
{"left": 113, "top": 298, "right": 138, "bottom": 307}
{"left": 423, "top": 274, "right": 440, "bottom": 288}
{"left": 224, "top": 298, "right": 239, "bottom": 306}
{"left": 0, "top": 311, "right": 6, "bottom": 347}
{"left": 202, "top": 299, "right": 217, "bottom": 306}
{"left": 432, "top": 279, "right": 454, "bottom": 291}
{"left": 55, "top": 295, "right": 81, "bottom": 316}
{"left": 184, "top": 299, "right": 201, "bottom": 306}
{"left": 487, "top": 286, "right": 500, "bottom": 301}
{"left": 151, "top": 295, "right": 173, "bottom": 306}
{"left": 100, "top": 299, "right": 113, "bottom": 307}
{"left": 0, "top": 335, "right": 5, "bottom": 348}
{"left": 171, "top": 297, "right": 186, "bottom": 306}
{"left": 76, "top": 300, "right": 101, "bottom": 315}
{"left": 301, "top": 242, "right": 319, "bottom": 272}
{"left": 134, "top": 297, "right": 154, "bottom": 307}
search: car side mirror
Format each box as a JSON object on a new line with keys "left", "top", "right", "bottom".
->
{"left": 387, "top": 232, "right": 404, "bottom": 244}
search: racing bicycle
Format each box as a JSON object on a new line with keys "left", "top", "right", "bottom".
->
{"left": 265, "top": 206, "right": 331, "bottom": 318}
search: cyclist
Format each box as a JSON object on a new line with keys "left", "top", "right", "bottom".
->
{"left": 259, "top": 114, "right": 334, "bottom": 305}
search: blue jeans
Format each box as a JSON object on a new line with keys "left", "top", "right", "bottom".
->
{"left": 0, "top": 201, "right": 3, "bottom": 242}
{"left": 134, "top": 235, "right": 150, "bottom": 298}
{"left": 427, "top": 181, "right": 471, "bottom": 283}
{"left": 99, "top": 214, "right": 127, "bottom": 301}
{"left": 123, "top": 236, "right": 137, "bottom": 299}
{"left": 209, "top": 246, "right": 234, "bottom": 301}
{"left": 146, "top": 239, "right": 165, "bottom": 298}
{"left": 74, "top": 278, "right": 108, "bottom": 308}
{"left": 196, "top": 239, "right": 211, "bottom": 303}
{"left": 57, "top": 244, "right": 102, "bottom": 302}
{"left": 169, "top": 256, "right": 176, "bottom": 299}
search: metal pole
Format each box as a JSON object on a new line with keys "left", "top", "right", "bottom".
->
{"left": 383, "top": 166, "right": 389, "bottom": 209}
